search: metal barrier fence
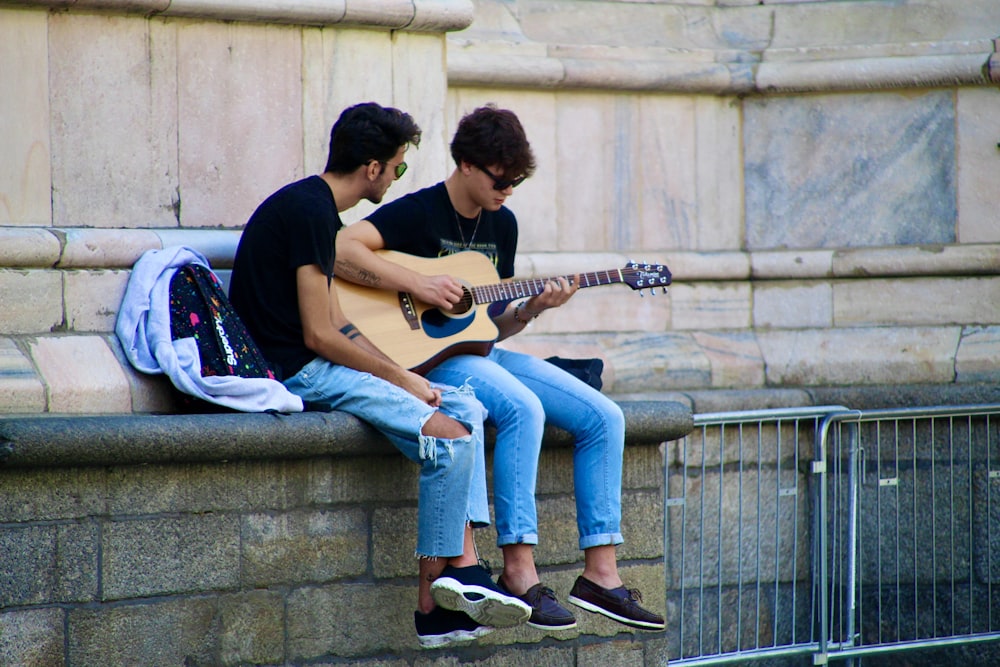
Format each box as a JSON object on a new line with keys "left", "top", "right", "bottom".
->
{"left": 664, "top": 405, "right": 1000, "bottom": 666}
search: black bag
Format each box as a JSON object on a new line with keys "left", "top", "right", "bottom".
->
{"left": 168, "top": 264, "right": 277, "bottom": 409}
{"left": 545, "top": 356, "right": 604, "bottom": 391}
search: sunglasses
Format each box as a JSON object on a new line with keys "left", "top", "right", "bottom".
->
{"left": 473, "top": 163, "right": 526, "bottom": 191}
{"left": 372, "top": 160, "right": 408, "bottom": 180}
{"left": 387, "top": 161, "right": 408, "bottom": 180}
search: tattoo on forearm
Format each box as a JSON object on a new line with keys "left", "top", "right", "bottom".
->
{"left": 339, "top": 323, "right": 362, "bottom": 340}
{"left": 334, "top": 259, "right": 382, "bottom": 287}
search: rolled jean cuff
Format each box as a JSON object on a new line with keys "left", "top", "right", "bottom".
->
{"left": 579, "top": 532, "right": 624, "bottom": 551}
{"left": 495, "top": 532, "right": 539, "bottom": 548}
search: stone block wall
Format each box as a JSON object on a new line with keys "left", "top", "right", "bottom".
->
{"left": 0, "top": 431, "right": 672, "bottom": 666}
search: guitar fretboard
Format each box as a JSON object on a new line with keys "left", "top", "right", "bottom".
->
{"left": 471, "top": 270, "right": 624, "bottom": 305}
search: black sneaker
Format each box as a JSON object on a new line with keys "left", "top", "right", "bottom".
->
{"left": 497, "top": 576, "right": 577, "bottom": 630}
{"left": 414, "top": 606, "right": 493, "bottom": 649}
{"left": 567, "top": 575, "right": 665, "bottom": 631}
{"left": 430, "top": 564, "right": 532, "bottom": 628}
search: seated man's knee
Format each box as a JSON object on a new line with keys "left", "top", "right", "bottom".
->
{"left": 421, "top": 411, "right": 470, "bottom": 440}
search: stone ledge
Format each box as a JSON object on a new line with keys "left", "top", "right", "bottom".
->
{"left": 618, "top": 384, "right": 1000, "bottom": 415}
{"left": 0, "top": 400, "right": 693, "bottom": 469}
{"left": 3, "top": 227, "right": 999, "bottom": 281}
{"left": 0, "top": 0, "right": 475, "bottom": 32}
{"left": 5, "top": 324, "right": 1000, "bottom": 413}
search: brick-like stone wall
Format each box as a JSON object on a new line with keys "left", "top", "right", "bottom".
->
{"left": 0, "top": 427, "right": 676, "bottom": 666}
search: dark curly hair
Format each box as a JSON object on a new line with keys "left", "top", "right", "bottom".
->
{"left": 325, "top": 102, "right": 421, "bottom": 174}
{"left": 450, "top": 104, "right": 536, "bottom": 180}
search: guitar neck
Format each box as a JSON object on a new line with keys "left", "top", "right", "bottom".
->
{"left": 471, "top": 270, "right": 624, "bottom": 305}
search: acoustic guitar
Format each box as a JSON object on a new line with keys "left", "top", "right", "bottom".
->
{"left": 335, "top": 250, "right": 671, "bottom": 374}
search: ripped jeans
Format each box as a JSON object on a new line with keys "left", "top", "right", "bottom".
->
{"left": 284, "top": 357, "right": 490, "bottom": 558}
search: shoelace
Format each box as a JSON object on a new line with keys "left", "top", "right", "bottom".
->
{"left": 626, "top": 588, "right": 644, "bottom": 604}
{"left": 527, "top": 584, "right": 559, "bottom": 604}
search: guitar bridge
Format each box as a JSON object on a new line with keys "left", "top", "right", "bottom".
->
{"left": 398, "top": 292, "right": 420, "bottom": 330}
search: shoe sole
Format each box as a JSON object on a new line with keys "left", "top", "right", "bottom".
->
{"left": 417, "top": 625, "right": 494, "bottom": 649}
{"left": 527, "top": 618, "right": 578, "bottom": 631}
{"left": 431, "top": 578, "right": 532, "bottom": 628}
{"left": 567, "top": 595, "right": 666, "bottom": 631}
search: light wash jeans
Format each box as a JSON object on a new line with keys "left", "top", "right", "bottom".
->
{"left": 425, "top": 347, "right": 626, "bottom": 551}
{"left": 284, "top": 357, "right": 490, "bottom": 558}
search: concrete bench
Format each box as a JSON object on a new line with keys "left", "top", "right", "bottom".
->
{"left": 0, "top": 399, "right": 693, "bottom": 469}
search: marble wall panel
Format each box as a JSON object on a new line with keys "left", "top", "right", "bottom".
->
{"left": 0, "top": 269, "right": 63, "bottom": 335}
{"left": 769, "top": 0, "right": 1000, "bottom": 50}
{"left": 633, "top": 95, "right": 697, "bottom": 252}
{"left": 0, "top": 338, "right": 46, "bottom": 414}
{"left": 28, "top": 336, "right": 132, "bottom": 413}
{"left": 754, "top": 281, "right": 832, "bottom": 329}
{"left": 49, "top": 14, "right": 179, "bottom": 229}
{"left": 834, "top": 277, "right": 1000, "bottom": 327}
{"left": 64, "top": 270, "right": 130, "bottom": 333}
{"left": 758, "top": 326, "right": 961, "bottom": 386}
{"left": 694, "top": 95, "right": 743, "bottom": 251}
{"left": 955, "top": 325, "right": 1000, "bottom": 384}
{"left": 0, "top": 9, "right": 51, "bottom": 226}
{"left": 554, "top": 92, "right": 615, "bottom": 252}
{"left": 744, "top": 90, "right": 956, "bottom": 250}
{"left": 955, "top": 86, "right": 1000, "bottom": 243}
{"left": 669, "top": 281, "right": 752, "bottom": 331}
{"left": 176, "top": 20, "right": 303, "bottom": 229}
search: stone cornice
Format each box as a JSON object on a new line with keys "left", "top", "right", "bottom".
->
{"left": 0, "top": 0, "right": 475, "bottom": 31}
{"left": 2, "top": 227, "right": 998, "bottom": 281}
{"left": 446, "top": 0, "right": 1000, "bottom": 94}
{"left": 447, "top": 38, "right": 997, "bottom": 95}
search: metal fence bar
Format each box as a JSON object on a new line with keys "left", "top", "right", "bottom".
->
{"left": 665, "top": 406, "right": 849, "bottom": 665}
{"left": 666, "top": 404, "right": 1000, "bottom": 666}
{"left": 821, "top": 405, "right": 1000, "bottom": 663}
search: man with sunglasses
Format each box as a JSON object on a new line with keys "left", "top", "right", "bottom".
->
{"left": 229, "top": 102, "right": 532, "bottom": 649}
{"left": 336, "top": 104, "right": 665, "bottom": 634}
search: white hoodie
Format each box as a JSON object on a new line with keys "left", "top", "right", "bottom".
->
{"left": 115, "top": 245, "right": 303, "bottom": 413}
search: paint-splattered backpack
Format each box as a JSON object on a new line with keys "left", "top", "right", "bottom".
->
{"left": 168, "top": 263, "right": 277, "bottom": 407}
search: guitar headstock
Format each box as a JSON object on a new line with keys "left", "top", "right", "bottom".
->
{"left": 622, "top": 261, "right": 672, "bottom": 293}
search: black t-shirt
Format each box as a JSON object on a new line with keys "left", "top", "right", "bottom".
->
{"left": 366, "top": 182, "right": 518, "bottom": 279}
{"left": 229, "top": 175, "right": 341, "bottom": 380}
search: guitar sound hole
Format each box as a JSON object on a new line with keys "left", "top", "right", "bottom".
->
{"left": 450, "top": 288, "right": 474, "bottom": 316}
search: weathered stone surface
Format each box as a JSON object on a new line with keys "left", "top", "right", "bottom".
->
{"left": 666, "top": 467, "right": 810, "bottom": 588}
{"left": 243, "top": 508, "right": 368, "bottom": 585}
{"left": 28, "top": 336, "right": 133, "bottom": 413}
{"left": 49, "top": 13, "right": 179, "bottom": 229}
{"left": 101, "top": 514, "right": 241, "bottom": 600}
{"left": 0, "top": 269, "right": 62, "bottom": 335}
{"left": 745, "top": 91, "right": 956, "bottom": 250}
{"left": 0, "top": 608, "right": 63, "bottom": 667}
{"left": 0, "top": 10, "right": 51, "bottom": 228}
{"left": 0, "top": 337, "right": 46, "bottom": 414}
{"left": 758, "top": 327, "right": 961, "bottom": 386}
{"left": 68, "top": 591, "right": 284, "bottom": 666}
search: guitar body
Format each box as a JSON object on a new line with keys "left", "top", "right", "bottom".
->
{"left": 335, "top": 250, "right": 502, "bottom": 374}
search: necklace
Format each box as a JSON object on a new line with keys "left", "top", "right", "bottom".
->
{"left": 454, "top": 207, "right": 483, "bottom": 250}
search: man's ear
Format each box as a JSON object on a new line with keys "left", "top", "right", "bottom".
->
{"left": 364, "top": 160, "right": 381, "bottom": 181}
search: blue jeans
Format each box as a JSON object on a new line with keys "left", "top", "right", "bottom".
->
{"left": 425, "top": 347, "right": 626, "bottom": 551}
{"left": 284, "top": 357, "right": 490, "bottom": 558}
